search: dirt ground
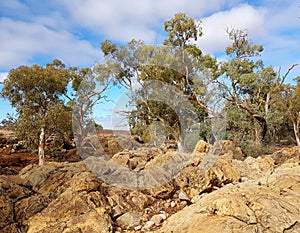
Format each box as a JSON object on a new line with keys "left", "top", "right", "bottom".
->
{"left": 0, "top": 129, "right": 130, "bottom": 175}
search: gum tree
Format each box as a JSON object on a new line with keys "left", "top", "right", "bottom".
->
{"left": 1, "top": 59, "right": 71, "bottom": 165}
{"left": 100, "top": 13, "right": 223, "bottom": 151}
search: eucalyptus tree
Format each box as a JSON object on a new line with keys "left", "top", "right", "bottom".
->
{"left": 1, "top": 59, "right": 71, "bottom": 165}
{"left": 288, "top": 81, "right": 300, "bottom": 147}
{"left": 70, "top": 66, "right": 110, "bottom": 149}
{"left": 275, "top": 75, "right": 300, "bottom": 147}
{"left": 99, "top": 13, "right": 224, "bottom": 151}
{"left": 215, "top": 28, "right": 299, "bottom": 147}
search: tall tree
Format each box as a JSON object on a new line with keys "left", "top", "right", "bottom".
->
{"left": 289, "top": 82, "right": 300, "bottom": 147}
{"left": 100, "top": 13, "right": 222, "bottom": 151}
{"left": 1, "top": 59, "right": 71, "bottom": 165}
{"left": 276, "top": 76, "right": 300, "bottom": 147}
{"left": 215, "top": 29, "right": 269, "bottom": 142}
{"left": 70, "top": 66, "right": 110, "bottom": 149}
{"left": 215, "top": 28, "right": 298, "bottom": 148}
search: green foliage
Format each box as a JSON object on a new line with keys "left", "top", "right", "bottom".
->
{"left": 1, "top": 12, "right": 298, "bottom": 157}
{"left": 239, "top": 140, "right": 270, "bottom": 158}
{"left": 70, "top": 66, "right": 111, "bottom": 147}
{"left": 0, "top": 113, "right": 17, "bottom": 129}
{"left": 1, "top": 60, "right": 73, "bottom": 151}
{"left": 15, "top": 104, "right": 72, "bottom": 150}
{"left": 164, "top": 12, "right": 202, "bottom": 50}
{"left": 274, "top": 78, "right": 300, "bottom": 146}
{"left": 99, "top": 13, "right": 215, "bottom": 151}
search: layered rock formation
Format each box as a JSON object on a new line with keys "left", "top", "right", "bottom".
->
{"left": 0, "top": 140, "right": 299, "bottom": 233}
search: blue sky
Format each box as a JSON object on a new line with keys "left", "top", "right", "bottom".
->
{"left": 0, "top": 0, "right": 300, "bottom": 129}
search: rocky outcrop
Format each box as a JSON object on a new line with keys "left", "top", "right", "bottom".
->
{"left": 157, "top": 162, "right": 300, "bottom": 233}
{"left": 1, "top": 140, "right": 300, "bottom": 233}
{"left": 1, "top": 162, "right": 113, "bottom": 233}
{"left": 271, "top": 146, "right": 300, "bottom": 166}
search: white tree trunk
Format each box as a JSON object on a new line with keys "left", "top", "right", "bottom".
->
{"left": 292, "top": 112, "right": 300, "bottom": 148}
{"left": 295, "top": 133, "right": 300, "bottom": 147}
{"left": 294, "top": 127, "right": 300, "bottom": 147}
{"left": 38, "top": 127, "right": 45, "bottom": 166}
{"left": 265, "top": 92, "right": 270, "bottom": 116}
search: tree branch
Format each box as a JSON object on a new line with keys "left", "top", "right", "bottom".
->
{"left": 281, "top": 64, "right": 299, "bottom": 85}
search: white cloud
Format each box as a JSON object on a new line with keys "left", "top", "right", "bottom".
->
{"left": 264, "top": 2, "right": 300, "bottom": 32}
{"left": 0, "top": 0, "right": 29, "bottom": 13}
{"left": 197, "top": 5, "right": 266, "bottom": 54}
{"left": 0, "top": 18, "right": 100, "bottom": 70}
{"left": 0, "top": 72, "right": 8, "bottom": 83}
{"left": 57, "top": 0, "right": 243, "bottom": 43}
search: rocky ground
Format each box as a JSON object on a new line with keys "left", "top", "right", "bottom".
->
{"left": 1, "top": 129, "right": 300, "bottom": 233}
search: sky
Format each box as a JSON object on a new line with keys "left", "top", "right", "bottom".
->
{"left": 0, "top": 0, "right": 300, "bottom": 129}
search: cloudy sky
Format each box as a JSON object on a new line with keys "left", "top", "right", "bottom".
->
{"left": 0, "top": 0, "right": 300, "bottom": 128}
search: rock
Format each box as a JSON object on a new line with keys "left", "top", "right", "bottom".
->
{"left": 111, "top": 151, "right": 131, "bottom": 167}
{"left": 233, "top": 155, "right": 274, "bottom": 180}
{"left": 105, "top": 187, "right": 155, "bottom": 218}
{"left": 26, "top": 185, "right": 111, "bottom": 233}
{"left": 170, "top": 201, "right": 176, "bottom": 208}
{"left": 193, "top": 140, "right": 208, "bottom": 154}
{"left": 19, "top": 162, "right": 90, "bottom": 194}
{"left": 142, "top": 220, "right": 155, "bottom": 231}
{"left": 134, "top": 225, "right": 142, "bottom": 230}
{"left": 221, "top": 140, "right": 243, "bottom": 158}
{"left": 190, "top": 152, "right": 205, "bottom": 166}
{"left": 177, "top": 190, "right": 190, "bottom": 202}
{"left": 145, "top": 151, "right": 190, "bottom": 199}
{"left": 130, "top": 190, "right": 156, "bottom": 209}
{"left": 148, "top": 181, "right": 175, "bottom": 199}
{"left": 175, "top": 156, "right": 240, "bottom": 199}
{"left": 0, "top": 175, "right": 32, "bottom": 232}
{"left": 0, "top": 161, "right": 113, "bottom": 233}
{"left": 271, "top": 146, "right": 300, "bottom": 166}
{"left": 150, "top": 214, "right": 164, "bottom": 226}
{"left": 2, "top": 137, "right": 300, "bottom": 233}
{"left": 157, "top": 164, "right": 300, "bottom": 233}
{"left": 116, "top": 211, "right": 142, "bottom": 227}
{"left": 15, "top": 193, "right": 52, "bottom": 223}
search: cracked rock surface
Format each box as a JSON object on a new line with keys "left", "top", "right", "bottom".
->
{"left": 0, "top": 142, "right": 300, "bottom": 233}
{"left": 157, "top": 162, "right": 300, "bottom": 233}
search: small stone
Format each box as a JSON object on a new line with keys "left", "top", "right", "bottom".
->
{"left": 150, "top": 214, "right": 164, "bottom": 226}
{"left": 171, "top": 201, "right": 176, "bottom": 208}
{"left": 164, "top": 202, "right": 171, "bottom": 209}
{"left": 142, "top": 220, "right": 155, "bottom": 231}
{"left": 116, "top": 211, "right": 141, "bottom": 227}
{"left": 134, "top": 225, "right": 142, "bottom": 230}
{"left": 178, "top": 190, "right": 190, "bottom": 202}
{"left": 159, "top": 213, "right": 168, "bottom": 220}
{"left": 179, "top": 200, "right": 187, "bottom": 209}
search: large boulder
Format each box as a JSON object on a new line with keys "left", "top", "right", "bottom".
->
{"left": 26, "top": 188, "right": 112, "bottom": 233}
{"left": 20, "top": 162, "right": 112, "bottom": 233}
{"left": 0, "top": 161, "right": 115, "bottom": 233}
{"left": 0, "top": 175, "right": 32, "bottom": 232}
{"left": 271, "top": 146, "right": 300, "bottom": 166}
{"left": 175, "top": 154, "right": 240, "bottom": 198}
{"left": 156, "top": 163, "right": 300, "bottom": 233}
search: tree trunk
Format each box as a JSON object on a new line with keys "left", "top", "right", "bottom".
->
{"left": 295, "top": 133, "right": 300, "bottom": 147}
{"left": 291, "top": 112, "right": 300, "bottom": 150}
{"left": 292, "top": 123, "right": 300, "bottom": 147}
{"left": 265, "top": 92, "right": 270, "bottom": 116}
{"left": 237, "top": 102, "right": 267, "bottom": 142}
{"left": 177, "top": 140, "right": 184, "bottom": 153}
{"left": 253, "top": 114, "right": 267, "bottom": 142}
{"left": 38, "top": 127, "right": 45, "bottom": 166}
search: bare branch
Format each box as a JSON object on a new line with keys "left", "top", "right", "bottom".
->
{"left": 281, "top": 64, "right": 299, "bottom": 85}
